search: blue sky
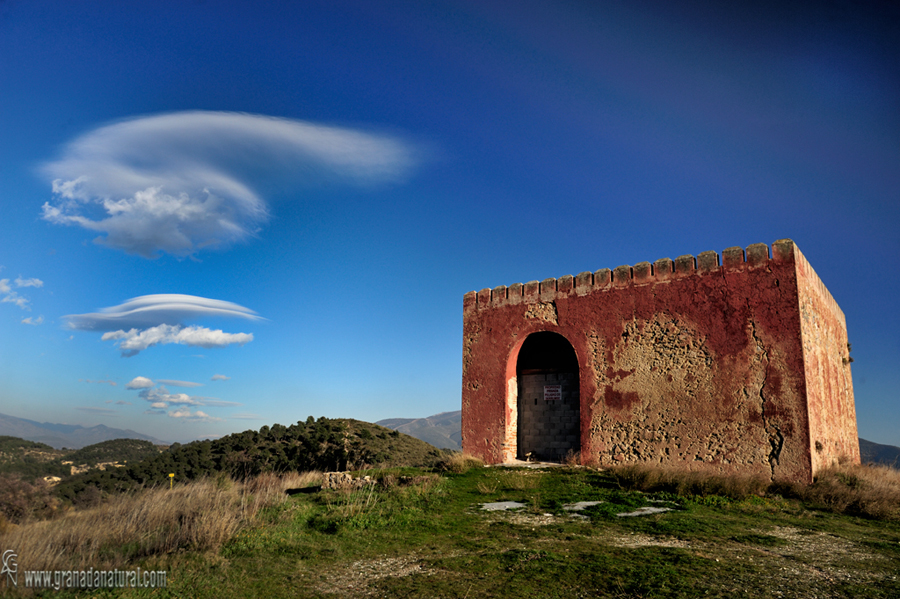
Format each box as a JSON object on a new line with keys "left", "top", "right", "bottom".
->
{"left": 1, "top": 1, "right": 898, "bottom": 446}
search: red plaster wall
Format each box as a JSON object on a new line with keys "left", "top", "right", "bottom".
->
{"left": 792, "top": 245, "right": 860, "bottom": 471}
{"left": 461, "top": 240, "right": 857, "bottom": 483}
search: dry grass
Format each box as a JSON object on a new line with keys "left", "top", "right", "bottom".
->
{"left": 801, "top": 463, "right": 900, "bottom": 520}
{"left": 564, "top": 449, "right": 580, "bottom": 467}
{"left": 611, "top": 462, "right": 900, "bottom": 520}
{"left": 611, "top": 463, "right": 770, "bottom": 499}
{"left": 0, "top": 471, "right": 321, "bottom": 571}
{"left": 502, "top": 470, "right": 540, "bottom": 491}
{"left": 435, "top": 452, "right": 484, "bottom": 474}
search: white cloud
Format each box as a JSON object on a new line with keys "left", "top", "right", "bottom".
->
{"left": 125, "top": 376, "right": 154, "bottom": 389}
{"left": 157, "top": 379, "right": 203, "bottom": 388}
{"left": 133, "top": 384, "right": 236, "bottom": 410}
{"left": 41, "top": 111, "right": 419, "bottom": 258}
{"left": 65, "top": 293, "right": 261, "bottom": 331}
{"left": 22, "top": 316, "right": 44, "bottom": 325}
{"left": 1, "top": 274, "right": 44, "bottom": 310}
{"left": 15, "top": 277, "right": 43, "bottom": 288}
{"left": 211, "top": 374, "right": 230, "bottom": 381}
{"left": 168, "top": 407, "right": 223, "bottom": 422}
{"left": 1, "top": 279, "right": 30, "bottom": 310}
{"left": 137, "top": 385, "right": 198, "bottom": 406}
{"left": 102, "top": 324, "right": 252, "bottom": 357}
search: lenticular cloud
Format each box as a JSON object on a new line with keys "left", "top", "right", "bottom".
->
{"left": 41, "top": 111, "right": 418, "bottom": 258}
{"left": 65, "top": 293, "right": 262, "bottom": 331}
{"left": 66, "top": 293, "right": 261, "bottom": 356}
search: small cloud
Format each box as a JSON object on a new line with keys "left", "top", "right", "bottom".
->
{"left": 150, "top": 402, "right": 168, "bottom": 409}
{"left": 75, "top": 406, "right": 117, "bottom": 415}
{"left": 168, "top": 407, "right": 223, "bottom": 422}
{"left": 15, "top": 277, "right": 43, "bottom": 288}
{"left": 1, "top": 281, "right": 30, "bottom": 310}
{"left": 103, "top": 324, "right": 252, "bottom": 357}
{"left": 115, "top": 400, "right": 132, "bottom": 405}
{"left": 157, "top": 379, "right": 203, "bottom": 388}
{"left": 230, "top": 413, "right": 262, "bottom": 420}
{"left": 137, "top": 385, "right": 199, "bottom": 406}
{"left": 126, "top": 376, "right": 154, "bottom": 389}
{"left": 211, "top": 374, "right": 230, "bottom": 381}
{"left": 22, "top": 316, "right": 44, "bottom": 325}
{"left": 144, "top": 408, "right": 165, "bottom": 416}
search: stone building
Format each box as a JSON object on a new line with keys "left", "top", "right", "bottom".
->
{"left": 461, "top": 240, "right": 859, "bottom": 482}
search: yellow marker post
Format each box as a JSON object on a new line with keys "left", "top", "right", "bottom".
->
{"left": 169, "top": 473, "right": 174, "bottom": 489}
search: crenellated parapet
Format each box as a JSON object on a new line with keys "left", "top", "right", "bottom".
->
{"left": 464, "top": 239, "right": 842, "bottom": 323}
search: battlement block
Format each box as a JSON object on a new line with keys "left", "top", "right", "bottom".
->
{"left": 492, "top": 285, "right": 508, "bottom": 306}
{"left": 477, "top": 288, "right": 492, "bottom": 309}
{"left": 722, "top": 246, "right": 744, "bottom": 270}
{"left": 463, "top": 290, "right": 477, "bottom": 312}
{"left": 594, "top": 268, "right": 611, "bottom": 289}
{"left": 654, "top": 258, "right": 674, "bottom": 281}
{"left": 772, "top": 238, "right": 795, "bottom": 264}
{"left": 575, "top": 271, "right": 593, "bottom": 295}
{"left": 697, "top": 251, "right": 719, "bottom": 272}
{"left": 557, "top": 274, "right": 574, "bottom": 296}
{"left": 633, "top": 261, "right": 652, "bottom": 283}
{"left": 508, "top": 282, "right": 524, "bottom": 305}
{"left": 747, "top": 243, "right": 769, "bottom": 267}
{"left": 540, "top": 278, "right": 558, "bottom": 301}
{"left": 524, "top": 280, "right": 540, "bottom": 303}
{"left": 613, "top": 265, "right": 632, "bottom": 287}
{"left": 674, "top": 254, "right": 695, "bottom": 276}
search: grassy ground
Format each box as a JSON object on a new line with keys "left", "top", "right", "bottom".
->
{"left": 2, "top": 465, "right": 899, "bottom": 598}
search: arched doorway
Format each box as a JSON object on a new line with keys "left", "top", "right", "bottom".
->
{"left": 516, "top": 331, "right": 580, "bottom": 461}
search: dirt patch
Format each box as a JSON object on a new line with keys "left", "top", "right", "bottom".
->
{"left": 314, "top": 555, "right": 431, "bottom": 597}
{"left": 606, "top": 532, "right": 690, "bottom": 549}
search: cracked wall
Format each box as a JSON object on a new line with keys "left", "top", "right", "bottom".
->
{"left": 461, "top": 239, "right": 859, "bottom": 483}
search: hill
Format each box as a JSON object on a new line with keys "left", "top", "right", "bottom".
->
{"left": 376, "top": 410, "right": 462, "bottom": 451}
{"left": 54, "top": 416, "right": 445, "bottom": 503}
{"left": 0, "top": 436, "right": 165, "bottom": 481}
{"left": 0, "top": 436, "right": 68, "bottom": 479}
{"left": 860, "top": 438, "right": 900, "bottom": 467}
{"left": 0, "top": 412, "right": 166, "bottom": 449}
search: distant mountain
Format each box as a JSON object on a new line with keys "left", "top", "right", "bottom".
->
{"left": 377, "top": 411, "right": 462, "bottom": 451}
{"left": 859, "top": 438, "right": 900, "bottom": 467}
{"left": 0, "top": 412, "right": 165, "bottom": 449}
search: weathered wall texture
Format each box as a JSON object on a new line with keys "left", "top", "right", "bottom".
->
{"left": 461, "top": 239, "right": 859, "bottom": 482}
